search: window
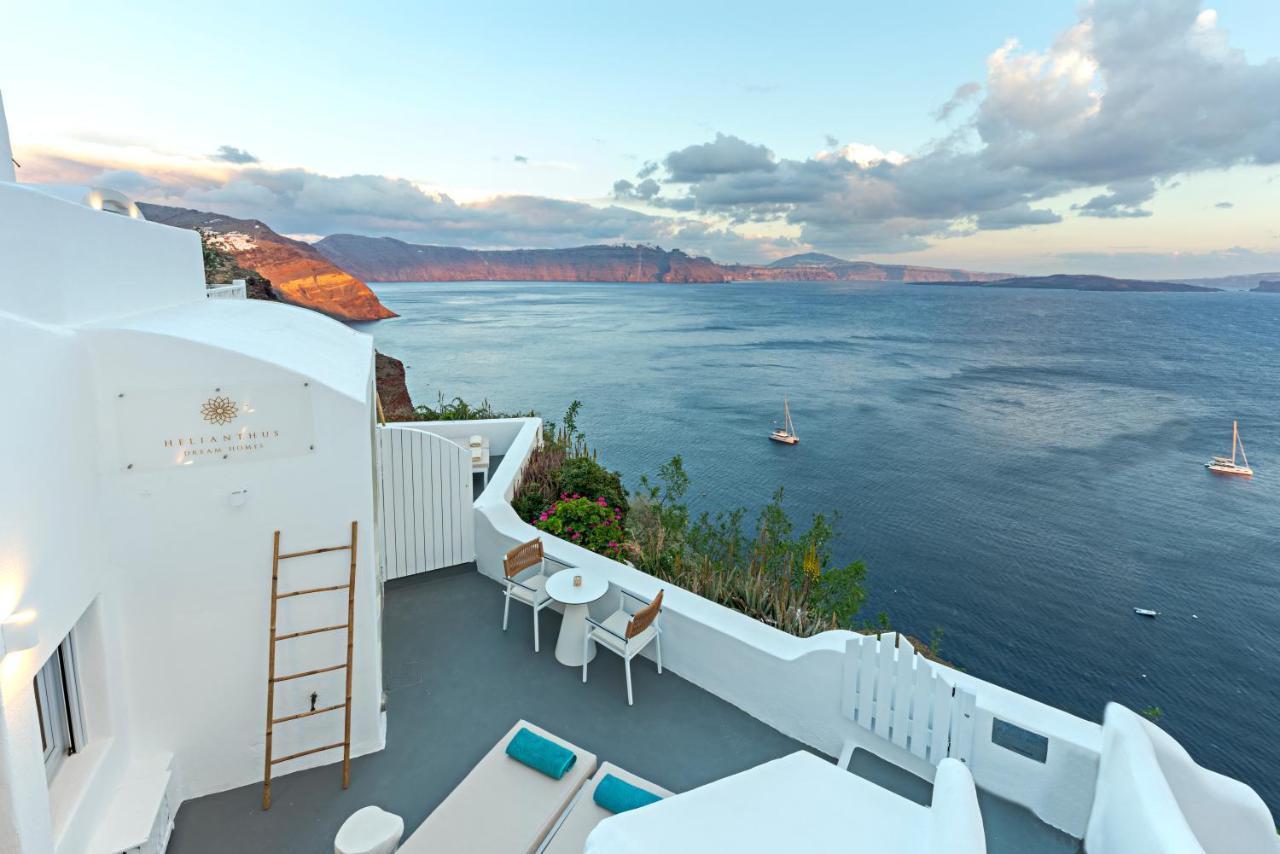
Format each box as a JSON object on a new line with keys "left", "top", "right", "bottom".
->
{"left": 32, "top": 635, "right": 85, "bottom": 781}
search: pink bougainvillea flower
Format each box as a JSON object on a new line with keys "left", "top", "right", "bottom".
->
{"left": 539, "top": 512, "right": 548, "bottom": 521}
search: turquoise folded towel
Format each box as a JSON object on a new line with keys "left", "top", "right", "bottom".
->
{"left": 505, "top": 727, "right": 577, "bottom": 780}
{"left": 593, "top": 773, "right": 663, "bottom": 813}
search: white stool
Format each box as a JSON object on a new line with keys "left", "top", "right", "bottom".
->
{"left": 335, "top": 805, "right": 404, "bottom": 854}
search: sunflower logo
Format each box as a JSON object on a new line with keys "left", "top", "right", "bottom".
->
{"left": 201, "top": 395, "right": 239, "bottom": 425}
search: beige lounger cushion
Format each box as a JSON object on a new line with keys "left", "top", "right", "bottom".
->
{"left": 400, "top": 720, "right": 597, "bottom": 854}
{"left": 543, "top": 762, "right": 673, "bottom": 854}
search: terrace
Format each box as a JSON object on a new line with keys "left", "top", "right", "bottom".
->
{"left": 167, "top": 564, "right": 1081, "bottom": 854}
{"left": 156, "top": 415, "right": 1278, "bottom": 853}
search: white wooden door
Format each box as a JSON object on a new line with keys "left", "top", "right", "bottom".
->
{"left": 377, "top": 425, "right": 475, "bottom": 580}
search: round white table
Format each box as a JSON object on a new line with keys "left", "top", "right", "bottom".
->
{"left": 545, "top": 569, "right": 609, "bottom": 666}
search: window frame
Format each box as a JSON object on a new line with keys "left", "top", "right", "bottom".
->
{"left": 32, "top": 634, "right": 87, "bottom": 782}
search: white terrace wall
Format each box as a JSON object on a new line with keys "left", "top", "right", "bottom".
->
{"left": 0, "top": 180, "right": 384, "bottom": 854}
{"left": 466, "top": 418, "right": 1103, "bottom": 836}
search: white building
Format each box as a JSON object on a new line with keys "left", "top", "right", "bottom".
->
{"left": 0, "top": 91, "right": 1276, "bottom": 854}
{"left": 0, "top": 93, "right": 384, "bottom": 853}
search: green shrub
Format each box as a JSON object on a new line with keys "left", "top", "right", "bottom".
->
{"left": 558, "top": 456, "right": 629, "bottom": 516}
{"left": 414, "top": 392, "right": 536, "bottom": 421}
{"left": 533, "top": 495, "right": 626, "bottom": 561}
{"left": 626, "top": 457, "right": 870, "bottom": 638}
{"left": 513, "top": 402, "right": 629, "bottom": 523}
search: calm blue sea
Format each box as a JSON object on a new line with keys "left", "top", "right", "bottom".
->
{"left": 361, "top": 280, "right": 1280, "bottom": 814}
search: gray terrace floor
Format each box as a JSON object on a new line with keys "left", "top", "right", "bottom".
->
{"left": 168, "top": 565, "right": 1081, "bottom": 854}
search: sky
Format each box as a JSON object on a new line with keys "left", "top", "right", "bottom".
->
{"left": 3, "top": 0, "right": 1280, "bottom": 277}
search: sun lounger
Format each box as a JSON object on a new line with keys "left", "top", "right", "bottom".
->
{"left": 400, "top": 720, "right": 597, "bottom": 854}
{"left": 542, "top": 762, "right": 673, "bottom": 854}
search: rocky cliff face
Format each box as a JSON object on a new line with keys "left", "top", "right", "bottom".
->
{"left": 314, "top": 234, "right": 1006, "bottom": 284}
{"left": 1251, "top": 280, "right": 1280, "bottom": 293}
{"left": 375, "top": 352, "right": 418, "bottom": 421}
{"left": 139, "top": 203, "right": 396, "bottom": 321}
{"left": 315, "top": 235, "right": 727, "bottom": 283}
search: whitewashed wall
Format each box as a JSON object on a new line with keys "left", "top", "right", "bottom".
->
{"left": 1085, "top": 704, "right": 1280, "bottom": 854}
{"left": 0, "top": 180, "right": 384, "bottom": 854}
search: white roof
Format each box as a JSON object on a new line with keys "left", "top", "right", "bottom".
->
{"left": 86, "top": 298, "right": 374, "bottom": 403}
{"left": 584, "top": 752, "right": 985, "bottom": 854}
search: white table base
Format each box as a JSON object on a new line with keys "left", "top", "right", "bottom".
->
{"left": 555, "top": 603, "right": 598, "bottom": 666}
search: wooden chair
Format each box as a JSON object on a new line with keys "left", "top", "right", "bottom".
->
{"left": 502, "top": 538, "right": 552, "bottom": 652}
{"left": 582, "top": 590, "right": 664, "bottom": 705}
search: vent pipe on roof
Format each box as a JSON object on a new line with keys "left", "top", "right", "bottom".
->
{"left": 0, "top": 90, "right": 14, "bottom": 183}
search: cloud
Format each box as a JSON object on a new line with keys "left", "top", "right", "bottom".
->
{"left": 211, "top": 145, "right": 259, "bottom": 164}
{"left": 934, "top": 81, "right": 982, "bottom": 121}
{"left": 636, "top": 161, "right": 659, "bottom": 180}
{"left": 1215, "top": 201, "right": 1234, "bottom": 209}
{"left": 612, "top": 178, "right": 661, "bottom": 201}
{"left": 663, "top": 133, "right": 776, "bottom": 182}
{"left": 18, "top": 148, "right": 792, "bottom": 263}
{"left": 1072, "top": 178, "right": 1157, "bottom": 218}
{"left": 611, "top": 0, "right": 1280, "bottom": 255}
{"left": 975, "top": 203, "right": 1063, "bottom": 230}
{"left": 513, "top": 154, "right": 529, "bottom": 164}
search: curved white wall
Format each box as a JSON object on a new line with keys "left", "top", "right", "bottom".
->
{"left": 1085, "top": 704, "right": 1280, "bottom": 854}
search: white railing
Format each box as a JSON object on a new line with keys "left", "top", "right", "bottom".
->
{"left": 840, "top": 632, "right": 977, "bottom": 767}
{"left": 205, "top": 280, "right": 247, "bottom": 300}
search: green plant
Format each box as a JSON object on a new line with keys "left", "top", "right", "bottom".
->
{"left": 533, "top": 495, "right": 626, "bottom": 560}
{"left": 1140, "top": 705, "right": 1164, "bottom": 722}
{"left": 558, "top": 456, "right": 629, "bottom": 516}
{"left": 513, "top": 402, "right": 628, "bottom": 524}
{"left": 625, "top": 456, "right": 870, "bottom": 638}
{"left": 414, "top": 392, "right": 535, "bottom": 422}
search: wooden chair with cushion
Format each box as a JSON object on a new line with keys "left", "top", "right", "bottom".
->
{"left": 583, "top": 590, "right": 664, "bottom": 705}
{"left": 502, "top": 538, "right": 553, "bottom": 652}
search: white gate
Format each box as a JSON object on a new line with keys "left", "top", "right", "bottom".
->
{"left": 841, "top": 633, "right": 977, "bottom": 766}
{"left": 377, "top": 425, "right": 475, "bottom": 580}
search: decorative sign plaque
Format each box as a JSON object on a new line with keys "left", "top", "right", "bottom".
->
{"left": 115, "top": 382, "right": 316, "bottom": 471}
{"left": 991, "top": 718, "right": 1049, "bottom": 763}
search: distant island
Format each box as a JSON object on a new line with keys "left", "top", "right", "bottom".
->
{"left": 914, "top": 274, "right": 1220, "bottom": 293}
{"left": 313, "top": 234, "right": 1009, "bottom": 285}
{"left": 1251, "top": 280, "right": 1280, "bottom": 293}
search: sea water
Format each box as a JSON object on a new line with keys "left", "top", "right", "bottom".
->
{"left": 364, "top": 279, "right": 1280, "bottom": 814}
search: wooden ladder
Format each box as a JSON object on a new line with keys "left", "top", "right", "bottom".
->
{"left": 262, "top": 521, "right": 358, "bottom": 810}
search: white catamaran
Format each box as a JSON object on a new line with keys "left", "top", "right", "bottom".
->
{"left": 770, "top": 397, "right": 799, "bottom": 445}
{"left": 1205, "top": 420, "right": 1253, "bottom": 477}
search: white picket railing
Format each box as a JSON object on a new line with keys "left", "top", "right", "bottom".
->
{"left": 841, "top": 632, "right": 977, "bottom": 766}
{"left": 377, "top": 425, "right": 475, "bottom": 580}
{"left": 205, "top": 280, "right": 247, "bottom": 300}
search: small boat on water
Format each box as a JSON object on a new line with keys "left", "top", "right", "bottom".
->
{"left": 770, "top": 397, "right": 799, "bottom": 445}
{"left": 1134, "top": 608, "right": 1160, "bottom": 618}
{"left": 1205, "top": 420, "right": 1253, "bottom": 477}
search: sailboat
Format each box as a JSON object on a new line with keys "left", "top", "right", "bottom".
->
{"left": 770, "top": 397, "right": 799, "bottom": 445}
{"left": 1205, "top": 420, "right": 1252, "bottom": 477}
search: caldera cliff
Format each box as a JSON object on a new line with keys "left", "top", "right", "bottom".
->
{"left": 140, "top": 203, "right": 396, "bottom": 321}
